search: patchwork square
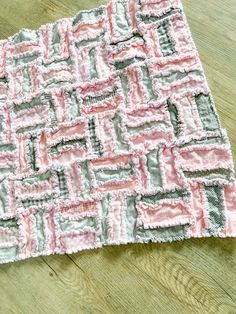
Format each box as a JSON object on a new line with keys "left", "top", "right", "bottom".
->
{"left": 0, "top": 0, "right": 236, "bottom": 264}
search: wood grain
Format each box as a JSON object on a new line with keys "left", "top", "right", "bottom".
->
{"left": 0, "top": 1, "right": 236, "bottom": 313}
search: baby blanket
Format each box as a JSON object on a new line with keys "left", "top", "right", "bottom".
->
{"left": 0, "top": 0, "right": 236, "bottom": 265}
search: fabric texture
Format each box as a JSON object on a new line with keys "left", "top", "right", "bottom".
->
{"left": 0, "top": 0, "right": 236, "bottom": 265}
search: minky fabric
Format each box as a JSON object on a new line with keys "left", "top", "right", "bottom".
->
{"left": 0, "top": 0, "right": 236, "bottom": 265}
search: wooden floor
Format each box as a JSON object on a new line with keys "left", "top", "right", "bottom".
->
{"left": 0, "top": 1, "right": 236, "bottom": 313}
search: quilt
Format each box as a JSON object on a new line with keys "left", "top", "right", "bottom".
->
{"left": 0, "top": 0, "right": 236, "bottom": 264}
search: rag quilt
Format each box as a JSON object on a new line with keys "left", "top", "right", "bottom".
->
{"left": 0, "top": 0, "right": 236, "bottom": 265}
